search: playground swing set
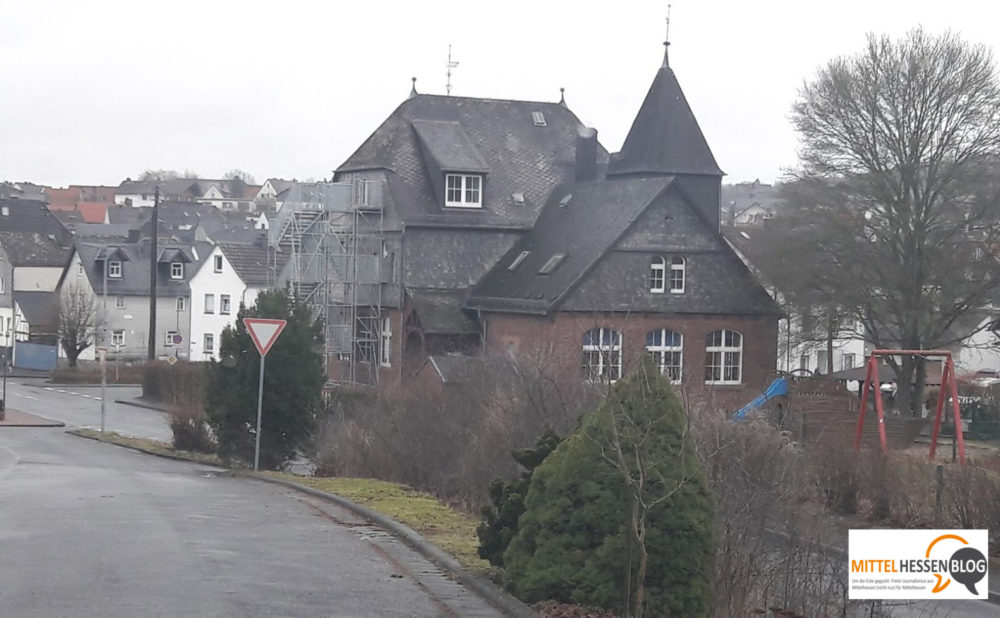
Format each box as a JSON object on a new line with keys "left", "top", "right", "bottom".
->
{"left": 854, "top": 349, "right": 966, "bottom": 464}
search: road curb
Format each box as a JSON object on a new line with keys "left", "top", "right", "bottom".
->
{"left": 65, "top": 430, "right": 222, "bottom": 466}
{"left": 244, "top": 472, "right": 538, "bottom": 618}
{"left": 113, "top": 399, "right": 167, "bottom": 412}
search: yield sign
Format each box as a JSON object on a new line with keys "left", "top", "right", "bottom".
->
{"left": 244, "top": 318, "right": 287, "bottom": 357}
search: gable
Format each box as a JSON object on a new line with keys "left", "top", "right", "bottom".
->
{"left": 615, "top": 190, "right": 718, "bottom": 253}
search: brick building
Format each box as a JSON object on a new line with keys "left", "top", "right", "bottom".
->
{"left": 332, "top": 46, "right": 780, "bottom": 409}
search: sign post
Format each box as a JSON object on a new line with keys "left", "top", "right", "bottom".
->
{"left": 97, "top": 346, "right": 108, "bottom": 433}
{"left": 243, "top": 318, "right": 287, "bottom": 471}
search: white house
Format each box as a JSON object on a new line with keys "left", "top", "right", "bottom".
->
{"left": 187, "top": 243, "right": 277, "bottom": 361}
{"left": 254, "top": 179, "right": 294, "bottom": 212}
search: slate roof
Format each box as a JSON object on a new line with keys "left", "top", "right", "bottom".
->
{"left": 466, "top": 177, "right": 673, "bottom": 314}
{"left": 607, "top": 63, "right": 723, "bottom": 178}
{"left": 0, "top": 231, "right": 73, "bottom": 267}
{"left": 217, "top": 242, "right": 286, "bottom": 287}
{"left": 75, "top": 240, "right": 211, "bottom": 296}
{"left": 336, "top": 93, "right": 609, "bottom": 228}
{"left": 409, "top": 288, "right": 480, "bottom": 334}
{"left": 0, "top": 199, "right": 72, "bottom": 241}
{"left": 14, "top": 291, "right": 57, "bottom": 328}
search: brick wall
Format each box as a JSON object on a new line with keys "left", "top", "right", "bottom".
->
{"left": 483, "top": 311, "right": 778, "bottom": 411}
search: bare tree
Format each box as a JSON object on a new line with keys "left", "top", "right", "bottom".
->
{"left": 58, "top": 284, "right": 99, "bottom": 368}
{"left": 783, "top": 28, "right": 1000, "bottom": 412}
{"left": 139, "top": 169, "right": 180, "bottom": 181}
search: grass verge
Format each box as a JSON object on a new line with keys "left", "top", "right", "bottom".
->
{"left": 67, "top": 430, "right": 490, "bottom": 575}
{"left": 261, "top": 472, "right": 491, "bottom": 575}
{"left": 70, "top": 429, "right": 223, "bottom": 466}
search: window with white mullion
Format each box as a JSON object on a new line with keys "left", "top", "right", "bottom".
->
{"left": 669, "top": 256, "right": 685, "bottom": 293}
{"left": 582, "top": 327, "right": 622, "bottom": 382}
{"left": 646, "top": 329, "right": 683, "bottom": 383}
{"left": 444, "top": 174, "right": 483, "bottom": 208}
{"left": 650, "top": 256, "right": 665, "bottom": 293}
{"left": 705, "top": 329, "right": 742, "bottom": 384}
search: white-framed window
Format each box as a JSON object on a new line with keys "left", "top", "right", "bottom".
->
{"left": 170, "top": 262, "right": 184, "bottom": 279}
{"left": 77, "top": 262, "right": 84, "bottom": 277}
{"left": 354, "top": 177, "right": 371, "bottom": 207}
{"left": 705, "top": 329, "right": 742, "bottom": 384}
{"left": 842, "top": 353, "right": 856, "bottom": 370}
{"left": 204, "top": 294, "right": 214, "bottom": 314}
{"left": 380, "top": 316, "right": 392, "bottom": 367}
{"left": 444, "top": 174, "right": 482, "bottom": 208}
{"left": 799, "top": 355, "right": 810, "bottom": 372}
{"left": 650, "top": 256, "right": 665, "bottom": 293}
{"left": 204, "top": 333, "right": 214, "bottom": 354}
{"left": 582, "top": 327, "right": 622, "bottom": 382}
{"left": 214, "top": 255, "right": 223, "bottom": 273}
{"left": 0, "top": 277, "right": 5, "bottom": 293}
{"left": 108, "top": 261, "right": 122, "bottom": 278}
{"left": 165, "top": 330, "right": 178, "bottom": 346}
{"left": 115, "top": 295, "right": 126, "bottom": 309}
{"left": 112, "top": 330, "right": 125, "bottom": 346}
{"left": 177, "top": 297, "right": 186, "bottom": 312}
{"left": 646, "top": 329, "right": 683, "bottom": 383}
{"left": 669, "top": 256, "right": 685, "bottom": 293}
{"left": 220, "top": 294, "right": 231, "bottom": 315}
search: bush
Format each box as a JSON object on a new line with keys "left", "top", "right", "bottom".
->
{"left": 52, "top": 364, "right": 146, "bottom": 384}
{"left": 476, "top": 430, "right": 562, "bottom": 567}
{"left": 168, "top": 403, "right": 215, "bottom": 453}
{"left": 205, "top": 289, "right": 324, "bottom": 469}
{"left": 503, "top": 364, "right": 714, "bottom": 617}
{"left": 142, "top": 361, "right": 208, "bottom": 403}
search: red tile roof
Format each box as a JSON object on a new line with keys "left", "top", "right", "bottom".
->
{"left": 44, "top": 187, "right": 81, "bottom": 211}
{"left": 77, "top": 202, "right": 108, "bottom": 223}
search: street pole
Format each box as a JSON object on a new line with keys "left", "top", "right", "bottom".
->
{"left": 0, "top": 349, "right": 6, "bottom": 421}
{"left": 100, "top": 353, "right": 106, "bottom": 433}
{"left": 148, "top": 186, "right": 159, "bottom": 361}
{"left": 254, "top": 354, "right": 265, "bottom": 471}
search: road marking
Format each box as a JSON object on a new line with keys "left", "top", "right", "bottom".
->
{"left": 44, "top": 387, "right": 54, "bottom": 391}
{"left": 23, "top": 395, "right": 37, "bottom": 400}
{"left": 56, "top": 389, "right": 67, "bottom": 393}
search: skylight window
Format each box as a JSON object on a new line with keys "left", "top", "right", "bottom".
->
{"left": 508, "top": 250, "right": 530, "bottom": 271}
{"left": 512, "top": 192, "right": 525, "bottom": 205}
{"left": 559, "top": 194, "right": 572, "bottom": 207}
{"left": 538, "top": 253, "right": 565, "bottom": 275}
{"left": 532, "top": 111, "right": 547, "bottom": 127}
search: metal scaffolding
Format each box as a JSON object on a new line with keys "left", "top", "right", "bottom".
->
{"left": 269, "top": 181, "right": 384, "bottom": 386}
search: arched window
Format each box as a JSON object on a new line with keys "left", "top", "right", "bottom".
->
{"left": 669, "top": 256, "right": 685, "bottom": 293}
{"left": 650, "top": 256, "right": 665, "bottom": 293}
{"left": 646, "top": 329, "right": 683, "bottom": 383}
{"left": 582, "top": 327, "right": 622, "bottom": 382}
{"left": 705, "top": 329, "right": 742, "bottom": 384}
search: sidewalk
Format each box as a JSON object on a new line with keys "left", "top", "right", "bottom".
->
{"left": 0, "top": 409, "right": 65, "bottom": 427}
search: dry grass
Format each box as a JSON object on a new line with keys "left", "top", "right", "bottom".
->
{"left": 70, "top": 429, "right": 223, "bottom": 466}
{"left": 262, "top": 472, "right": 490, "bottom": 575}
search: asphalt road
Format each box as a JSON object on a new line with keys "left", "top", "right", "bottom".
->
{"left": 0, "top": 428, "right": 502, "bottom": 617}
{"left": 3, "top": 378, "right": 170, "bottom": 440}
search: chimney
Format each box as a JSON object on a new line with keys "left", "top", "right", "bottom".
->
{"left": 575, "top": 127, "right": 598, "bottom": 182}
{"left": 127, "top": 228, "right": 141, "bottom": 243}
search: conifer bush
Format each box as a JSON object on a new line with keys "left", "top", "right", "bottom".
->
{"left": 503, "top": 362, "right": 714, "bottom": 617}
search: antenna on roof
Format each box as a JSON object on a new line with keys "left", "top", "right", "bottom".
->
{"left": 559, "top": 87, "right": 566, "bottom": 106}
{"left": 445, "top": 44, "right": 459, "bottom": 95}
{"left": 410, "top": 77, "right": 418, "bottom": 98}
{"left": 663, "top": 3, "right": 672, "bottom": 68}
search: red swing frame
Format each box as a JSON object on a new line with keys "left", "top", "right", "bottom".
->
{"left": 853, "top": 350, "right": 965, "bottom": 464}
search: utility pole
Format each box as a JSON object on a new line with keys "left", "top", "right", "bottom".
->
{"left": 148, "top": 186, "right": 159, "bottom": 361}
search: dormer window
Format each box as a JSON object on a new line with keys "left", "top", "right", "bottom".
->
{"left": 108, "top": 261, "right": 122, "bottom": 278}
{"left": 170, "top": 262, "right": 184, "bottom": 279}
{"left": 669, "top": 256, "right": 685, "bottom": 293}
{"left": 445, "top": 174, "right": 482, "bottom": 208}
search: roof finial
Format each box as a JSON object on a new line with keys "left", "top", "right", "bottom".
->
{"left": 662, "top": 3, "right": 672, "bottom": 68}
{"left": 559, "top": 87, "right": 566, "bottom": 106}
{"left": 445, "top": 44, "right": 459, "bottom": 96}
{"left": 409, "top": 77, "right": 418, "bottom": 98}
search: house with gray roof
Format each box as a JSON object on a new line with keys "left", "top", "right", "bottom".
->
{"left": 330, "top": 43, "right": 781, "bottom": 408}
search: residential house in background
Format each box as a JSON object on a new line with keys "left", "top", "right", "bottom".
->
{"left": 255, "top": 179, "right": 295, "bottom": 212}
{"left": 115, "top": 178, "right": 259, "bottom": 211}
{"left": 0, "top": 181, "right": 47, "bottom": 202}
{"left": 188, "top": 242, "right": 283, "bottom": 361}
{"left": 0, "top": 243, "right": 14, "bottom": 354}
{"left": 722, "top": 179, "right": 783, "bottom": 227}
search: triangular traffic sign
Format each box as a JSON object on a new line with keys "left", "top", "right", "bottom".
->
{"left": 244, "top": 318, "right": 287, "bottom": 357}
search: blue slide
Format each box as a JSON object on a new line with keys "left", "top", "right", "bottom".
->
{"left": 732, "top": 378, "right": 788, "bottom": 420}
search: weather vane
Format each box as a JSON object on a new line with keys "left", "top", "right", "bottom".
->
{"left": 446, "top": 44, "right": 460, "bottom": 96}
{"left": 663, "top": 3, "right": 672, "bottom": 67}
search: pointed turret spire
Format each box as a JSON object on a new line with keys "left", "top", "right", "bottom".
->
{"left": 662, "top": 3, "right": 672, "bottom": 68}
{"left": 409, "top": 77, "right": 418, "bottom": 98}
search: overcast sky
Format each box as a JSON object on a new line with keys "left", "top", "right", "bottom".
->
{"left": 2, "top": 1, "right": 998, "bottom": 188}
